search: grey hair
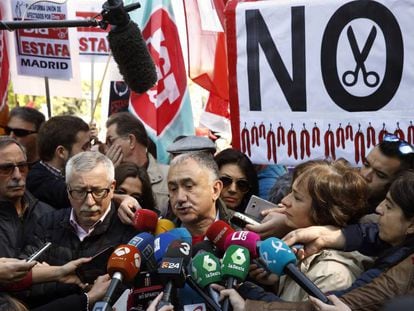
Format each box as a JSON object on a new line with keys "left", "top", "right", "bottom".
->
{"left": 170, "top": 152, "right": 219, "bottom": 183}
{"left": 0, "top": 136, "right": 27, "bottom": 160}
{"left": 65, "top": 151, "right": 114, "bottom": 183}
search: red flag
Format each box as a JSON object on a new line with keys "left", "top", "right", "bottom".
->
{"left": 0, "top": 4, "right": 10, "bottom": 134}
{"left": 183, "top": 0, "right": 230, "bottom": 122}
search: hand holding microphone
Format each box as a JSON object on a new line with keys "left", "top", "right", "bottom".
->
{"left": 259, "top": 237, "right": 331, "bottom": 304}
{"left": 92, "top": 244, "right": 141, "bottom": 310}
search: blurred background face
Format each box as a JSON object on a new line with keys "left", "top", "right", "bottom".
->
{"left": 280, "top": 176, "right": 314, "bottom": 229}
{"left": 7, "top": 117, "right": 38, "bottom": 162}
{"left": 67, "top": 163, "right": 115, "bottom": 229}
{"left": 0, "top": 144, "right": 28, "bottom": 202}
{"left": 219, "top": 163, "right": 250, "bottom": 210}
{"left": 376, "top": 193, "right": 414, "bottom": 246}
{"left": 116, "top": 176, "right": 143, "bottom": 204}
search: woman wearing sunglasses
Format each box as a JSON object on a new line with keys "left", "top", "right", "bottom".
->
{"left": 214, "top": 148, "right": 259, "bottom": 212}
{"left": 114, "top": 162, "right": 157, "bottom": 213}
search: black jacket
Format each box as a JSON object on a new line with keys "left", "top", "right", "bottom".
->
{"left": 0, "top": 191, "right": 54, "bottom": 258}
{"left": 26, "top": 161, "right": 71, "bottom": 209}
{"left": 21, "top": 202, "right": 138, "bottom": 307}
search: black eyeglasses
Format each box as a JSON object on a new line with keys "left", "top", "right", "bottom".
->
{"left": 67, "top": 186, "right": 111, "bottom": 202}
{"left": 0, "top": 162, "right": 29, "bottom": 176}
{"left": 383, "top": 133, "right": 414, "bottom": 155}
{"left": 115, "top": 190, "right": 144, "bottom": 206}
{"left": 219, "top": 176, "right": 251, "bottom": 193}
{"left": 5, "top": 126, "right": 37, "bottom": 137}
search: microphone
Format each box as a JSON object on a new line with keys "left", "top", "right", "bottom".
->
{"left": 157, "top": 239, "right": 192, "bottom": 310}
{"left": 105, "top": 1, "right": 157, "bottom": 94}
{"left": 221, "top": 245, "right": 250, "bottom": 311}
{"left": 168, "top": 228, "right": 192, "bottom": 244}
{"left": 191, "top": 252, "right": 222, "bottom": 305}
{"left": 206, "top": 220, "right": 235, "bottom": 252}
{"left": 224, "top": 230, "right": 261, "bottom": 258}
{"left": 259, "top": 237, "right": 330, "bottom": 304}
{"left": 133, "top": 209, "right": 158, "bottom": 233}
{"left": 155, "top": 219, "right": 175, "bottom": 235}
{"left": 128, "top": 232, "right": 157, "bottom": 272}
{"left": 153, "top": 232, "right": 177, "bottom": 264}
{"left": 92, "top": 244, "right": 141, "bottom": 311}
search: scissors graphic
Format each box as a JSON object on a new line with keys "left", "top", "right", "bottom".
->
{"left": 342, "top": 26, "right": 380, "bottom": 87}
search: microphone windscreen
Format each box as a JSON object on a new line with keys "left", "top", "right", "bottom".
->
{"left": 206, "top": 220, "right": 235, "bottom": 251}
{"left": 155, "top": 219, "right": 175, "bottom": 235}
{"left": 191, "top": 252, "right": 222, "bottom": 288}
{"left": 107, "top": 21, "right": 157, "bottom": 93}
{"left": 134, "top": 209, "right": 158, "bottom": 232}
{"left": 107, "top": 244, "right": 141, "bottom": 283}
{"left": 154, "top": 232, "right": 176, "bottom": 263}
{"left": 128, "top": 232, "right": 157, "bottom": 271}
{"left": 221, "top": 245, "right": 250, "bottom": 281}
{"left": 224, "top": 231, "right": 261, "bottom": 258}
{"left": 168, "top": 228, "right": 192, "bottom": 244}
{"left": 164, "top": 239, "right": 192, "bottom": 265}
{"left": 259, "top": 237, "right": 296, "bottom": 276}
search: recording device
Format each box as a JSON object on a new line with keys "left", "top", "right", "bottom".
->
{"left": 245, "top": 195, "right": 278, "bottom": 221}
{"left": 154, "top": 232, "right": 177, "bottom": 264}
{"left": 168, "top": 228, "right": 192, "bottom": 244}
{"left": 26, "top": 242, "right": 52, "bottom": 263}
{"left": 221, "top": 245, "right": 250, "bottom": 311}
{"left": 224, "top": 231, "right": 261, "bottom": 258}
{"left": 157, "top": 239, "right": 192, "bottom": 310}
{"left": 128, "top": 232, "right": 157, "bottom": 272}
{"left": 92, "top": 244, "right": 141, "bottom": 311}
{"left": 127, "top": 271, "right": 163, "bottom": 311}
{"left": 154, "top": 219, "right": 175, "bottom": 235}
{"left": 259, "top": 237, "right": 331, "bottom": 304}
{"left": 191, "top": 252, "right": 222, "bottom": 305}
{"left": 230, "top": 211, "right": 261, "bottom": 229}
{"left": 106, "top": 0, "right": 157, "bottom": 93}
{"left": 133, "top": 209, "right": 158, "bottom": 233}
{"left": 192, "top": 240, "right": 220, "bottom": 258}
{"left": 75, "top": 246, "right": 115, "bottom": 284}
{"left": 205, "top": 220, "right": 235, "bottom": 252}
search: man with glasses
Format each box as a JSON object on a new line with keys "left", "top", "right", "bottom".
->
{"left": 7, "top": 107, "right": 45, "bottom": 164}
{"left": 22, "top": 151, "right": 137, "bottom": 307}
{"left": 26, "top": 115, "right": 91, "bottom": 210}
{"left": 0, "top": 137, "right": 53, "bottom": 258}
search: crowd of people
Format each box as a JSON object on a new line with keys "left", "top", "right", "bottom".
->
{"left": 0, "top": 106, "right": 413, "bottom": 311}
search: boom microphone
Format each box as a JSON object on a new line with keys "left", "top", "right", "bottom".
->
{"left": 134, "top": 209, "right": 158, "bottom": 233}
{"left": 259, "top": 237, "right": 330, "bottom": 304}
{"left": 206, "top": 220, "right": 235, "bottom": 252}
{"left": 92, "top": 244, "right": 141, "bottom": 311}
{"left": 128, "top": 232, "right": 157, "bottom": 271}
{"left": 105, "top": 1, "right": 157, "bottom": 93}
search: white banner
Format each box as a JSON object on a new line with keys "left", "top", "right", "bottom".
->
{"left": 229, "top": 0, "right": 414, "bottom": 165}
{"left": 12, "top": 0, "right": 73, "bottom": 79}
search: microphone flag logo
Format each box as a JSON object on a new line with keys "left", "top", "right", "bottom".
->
{"left": 231, "top": 248, "right": 247, "bottom": 265}
{"left": 202, "top": 254, "right": 217, "bottom": 272}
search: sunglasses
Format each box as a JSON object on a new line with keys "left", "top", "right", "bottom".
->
{"left": 5, "top": 126, "right": 37, "bottom": 137}
{"left": 219, "top": 176, "right": 251, "bottom": 193}
{"left": 0, "top": 162, "right": 29, "bottom": 176}
{"left": 383, "top": 133, "right": 414, "bottom": 155}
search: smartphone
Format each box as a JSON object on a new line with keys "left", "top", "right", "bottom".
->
{"left": 75, "top": 246, "right": 115, "bottom": 284}
{"left": 244, "top": 195, "right": 278, "bottom": 221}
{"left": 230, "top": 211, "right": 261, "bottom": 229}
{"left": 26, "top": 242, "right": 52, "bottom": 262}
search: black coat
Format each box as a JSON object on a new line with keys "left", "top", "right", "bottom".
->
{"left": 0, "top": 191, "right": 54, "bottom": 258}
{"left": 21, "top": 202, "right": 138, "bottom": 308}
